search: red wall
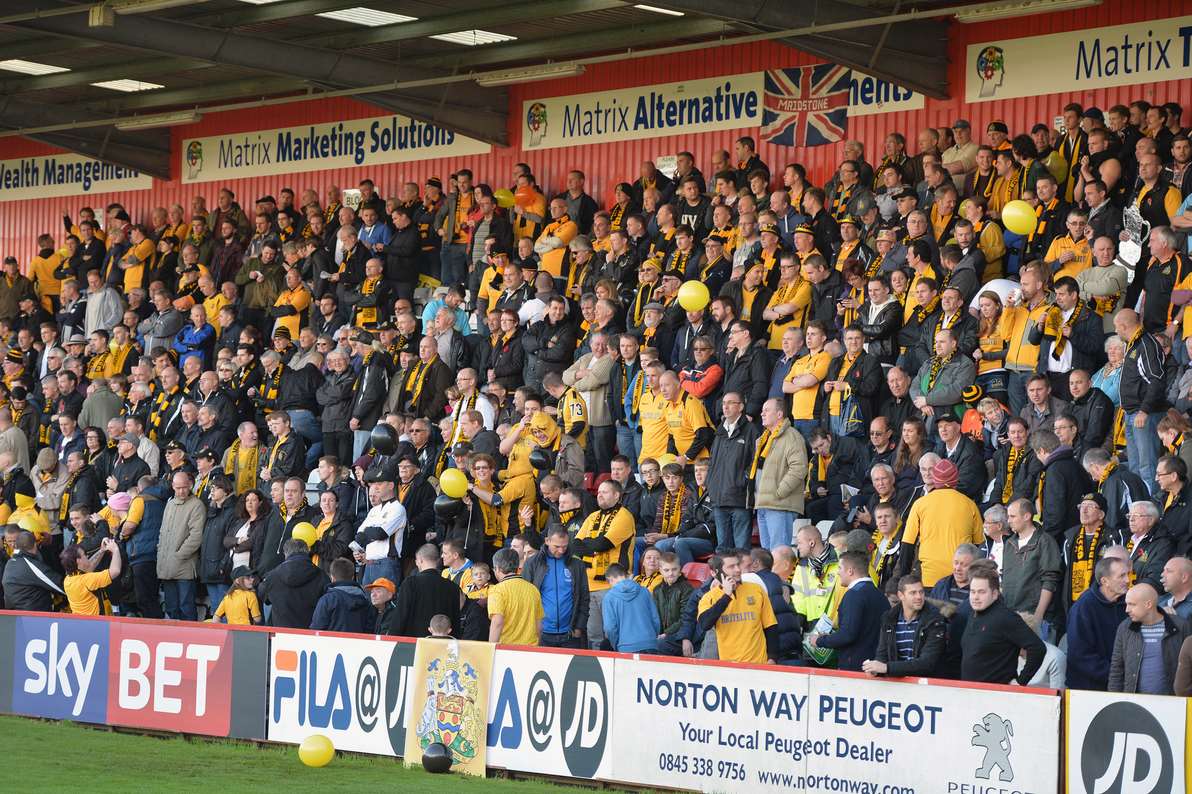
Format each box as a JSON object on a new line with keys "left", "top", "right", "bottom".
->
{"left": 2, "top": 0, "right": 1190, "bottom": 263}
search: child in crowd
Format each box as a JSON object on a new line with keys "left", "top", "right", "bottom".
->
{"left": 211, "top": 566, "right": 261, "bottom": 625}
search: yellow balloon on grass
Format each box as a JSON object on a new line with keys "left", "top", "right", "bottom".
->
{"left": 1001, "top": 199, "right": 1035, "bottom": 236}
{"left": 493, "top": 188, "right": 516, "bottom": 209}
{"left": 291, "top": 522, "right": 318, "bottom": 547}
{"left": 677, "top": 280, "right": 710, "bottom": 312}
{"left": 440, "top": 468, "right": 469, "bottom": 499}
{"left": 299, "top": 734, "right": 335, "bottom": 767}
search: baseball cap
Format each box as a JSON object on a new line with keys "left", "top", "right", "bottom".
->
{"left": 5, "top": 349, "right": 23, "bottom": 364}
{"left": 951, "top": 119, "right": 971, "bottom": 129}
{"left": 365, "top": 578, "right": 396, "bottom": 594}
{"left": 231, "top": 566, "right": 254, "bottom": 580}
{"left": 758, "top": 222, "right": 779, "bottom": 236}
{"left": 793, "top": 224, "right": 814, "bottom": 236}
{"left": 839, "top": 215, "right": 860, "bottom": 228}
{"left": 1080, "top": 492, "right": 1108, "bottom": 511}
{"left": 119, "top": 433, "right": 139, "bottom": 445}
{"left": 351, "top": 329, "right": 375, "bottom": 345}
{"left": 196, "top": 447, "right": 218, "bottom": 461}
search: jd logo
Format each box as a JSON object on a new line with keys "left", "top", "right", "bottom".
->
{"left": 1081, "top": 702, "right": 1172, "bottom": 793}
{"left": 560, "top": 656, "right": 607, "bottom": 779}
{"left": 971, "top": 712, "right": 1014, "bottom": 782}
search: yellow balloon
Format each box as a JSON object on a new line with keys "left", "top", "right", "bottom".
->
{"left": 439, "top": 468, "right": 469, "bottom": 499}
{"left": 291, "top": 522, "right": 318, "bottom": 547}
{"left": 298, "top": 734, "right": 335, "bottom": 767}
{"left": 677, "top": 280, "right": 710, "bottom": 312}
{"left": 1001, "top": 199, "right": 1035, "bottom": 236}
{"left": 493, "top": 188, "right": 516, "bottom": 209}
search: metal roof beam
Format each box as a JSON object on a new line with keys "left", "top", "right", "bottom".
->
{"left": 4, "top": 0, "right": 509, "bottom": 145}
{"left": 662, "top": 0, "right": 950, "bottom": 99}
{"left": 411, "top": 17, "right": 731, "bottom": 69}
{"left": 203, "top": 0, "right": 368, "bottom": 28}
{"left": 0, "top": 56, "right": 211, "bottom": 93}
{"left": 83, "top": 76, "right": 314, "bottom": 112}
{"left": 0, "top": 94, "right": 171, "bottom": 179}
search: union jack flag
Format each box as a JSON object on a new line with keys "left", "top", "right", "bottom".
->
{"left": 761, "top": 64, "right": 851, "bottom": 148}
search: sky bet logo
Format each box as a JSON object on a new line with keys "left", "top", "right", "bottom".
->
{"left": 12, "top": 618, "right": 108, "bottom": 723}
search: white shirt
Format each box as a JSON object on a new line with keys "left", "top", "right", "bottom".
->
{"left": 356, "top": 499, "right": 408, "bottom": 562}
{"left": 450, "top": 392, "right": 496, "bottom": 443}
{"left": 1047, "top": 306, "right": 1075, "bottom": 373}
{"left": 986, "top": 538, "right": 1005, "bottom": 572}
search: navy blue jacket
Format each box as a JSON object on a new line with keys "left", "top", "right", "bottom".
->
{"left": 310, "top": 581, "right": 373, "bottom": 634}
{"left": 1065, "top": 584, "right": 1126, "bottom": 691}
{"left": 754, "top": 569, "right": 801, "bottom": 660}
{"left": 817, "top": 579, "right": 888, "bottom": 671}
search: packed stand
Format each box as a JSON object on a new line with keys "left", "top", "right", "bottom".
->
{"left": 5, "top": 100, "right": 1192, "bottom": 694}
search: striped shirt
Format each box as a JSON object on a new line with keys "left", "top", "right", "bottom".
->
{"left": 895, "top": 617, "right": 919, "bottom": 661}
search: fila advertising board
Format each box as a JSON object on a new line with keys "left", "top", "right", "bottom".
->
{"left": 267, "top": 632, "right": 415, "bottom": 757}
{"left": 967, "top": 14, "right": 1192, "bottom": 102}
{"left": 2, "top": 614, "right": 265, "bottom": 739}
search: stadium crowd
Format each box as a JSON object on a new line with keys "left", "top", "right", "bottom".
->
{"left": 4, "top": 97, "right": 1192, "bottom": 695}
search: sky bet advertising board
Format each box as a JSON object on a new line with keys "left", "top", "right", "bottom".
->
{"left": 610, "top": 659, "right": 1059, "bottom": 794}
{"left": 3, "top": 615, "right": 266, "bottom": 739}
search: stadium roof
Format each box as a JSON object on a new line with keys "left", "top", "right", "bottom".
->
{"left": 0, "top": 0, "right": 1015, "bottom": 179}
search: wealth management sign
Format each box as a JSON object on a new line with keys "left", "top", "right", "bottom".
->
{"left": 967, "top": 14, "right": 1192, "bottom": 102}
{"left": 181, "top": 114, "right": 491, "bottom": 184}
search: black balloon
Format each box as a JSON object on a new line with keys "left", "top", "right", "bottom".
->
{"left": 528, "top": 447, "right": 555, "bottom": 471}
{"left": 369, "top": 423, "right": 398, "bottom": 456}
{"left": 433, "top": 494, "right": 463, "bottom": 520}
{"left": 421, "top": 742, "right": 452, "bottom": 773}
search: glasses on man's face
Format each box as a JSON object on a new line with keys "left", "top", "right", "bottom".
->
{"left": 694, "top": 347, "right": 711, "bottom": 353}
{"left": 410, "top": 428, "right": 427, "bottom": 434}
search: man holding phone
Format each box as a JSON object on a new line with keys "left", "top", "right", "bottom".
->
{"left": 696, "top": 551, "right": 778, "bottom": 664}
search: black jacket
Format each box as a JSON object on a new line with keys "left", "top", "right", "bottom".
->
{"left": 720, "top": 343, "right": 769, "bottom": 420}
{"left": 827, "top": 350, "right": 882, "bottom": 428}
{"left": 398, "top": 476, "right": 437, "bottom": 562}
{"left": 1037, "top": 447, "right": 1093, "bottom": 543}
{"left": 383, "top": 224, "right": 421, "bottom": 284}
{"left": 1098, "top": 465, "right": 1150, "bottom": 533}
{"left": 259, "top": 552, "right": 330, "bottom": 629}
{"left": 256, "top": 504, "right": 318, "bottom": 577}
{"left": 706, "top": 419, "right": 761, "bottom": 509}
{"left": 1030, "top": 301, "right": 1106, "bottom": 375}
{"left": 857, "top": 300, "right": 902, "bottom": 365}
{"left": 1, "top": 550, "right": 64, "bottom": 611}
{"left": 935, "top": 436, "right": 987, "bottom": 504}
{"left": 1158, "top": 483, "right": 1192, "bottom": 555}
{"left": 523, "top": 317, "right": 577, "bottom": 384}
{"left": 1069, "top": 387, "right": 1115, "bottom": 452}
{"left": 199, "top": 498, "right": 238, "bottom": 584}
{"left": 755, "top": 568, "right": 801, "bottom": 660}
{"left": 960, "top": 597, "right": 1046, "bottom": 684}
{"left": 349, "top": 353, "right": 390, "bottom": 428}
{"left": 990, "top": 444, "right": 1043, "bottom": 507}
{"left": 458, "top": 595, "right": 490, "bottom": 641}
{"left": 310, "top": 581, "right": 374, "bottom": 633}
{"left": 1119, "top": 330, "right": 1168, "bottom": 414}
{"left": 1130, "top": 528, "right": 1175, "bottom": 591}
{"left": 66, "top": 466, "right": 101, "bottom": 514}
{"left": 875, "top": 602, "right": 948, "bottom": 677}
{"left": 389, "top": 568, "right": 462, "bottom": 638}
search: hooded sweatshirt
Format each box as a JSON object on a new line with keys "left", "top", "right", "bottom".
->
{"left": 601, "top": 578, "right": 660, "bottom": 653}
{"left": 310, "top": 580, "right": 374, "bottom": 633}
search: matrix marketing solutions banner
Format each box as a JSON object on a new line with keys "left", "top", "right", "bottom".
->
{"left": 611, "top": 659, "right": 1060, "bottom": 793}
{"left": 181, "top": 113, "right": 492, "bottom": 184}
{"left": 522, "top": 70, "right": 922, "bottom": 150}
{"left": 968, "top": 14, "right": 1192, "bottom": 102}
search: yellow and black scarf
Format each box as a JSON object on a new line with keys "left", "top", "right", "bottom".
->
{"left": 403, "top": 356, "right": 436, "bottom": 408}
{"left": 1001, "top": 446, "right": 1023, "bottom": 504}
{"left": 913, "top": 293, "right": 941, "bottom": 325}
{"left": 355, "top": 276, "right": 380, "bottom": 327}
{"left": 224, "top": 439, "right": 259, "bottom": 494}
{"left": 831, "top": 184, "right": 854, "bottom": 221}
{"left": 926, "top": 353, "right": 952, "bottom": 391}
{"left": 1070, "top": 523, "right": 1102, "bottom": 602}
{"left": 750, "top": 428, "right": 776, "bottom": 479}
{"left": 659, "top": 483, "right": 686, "bottom": 536}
